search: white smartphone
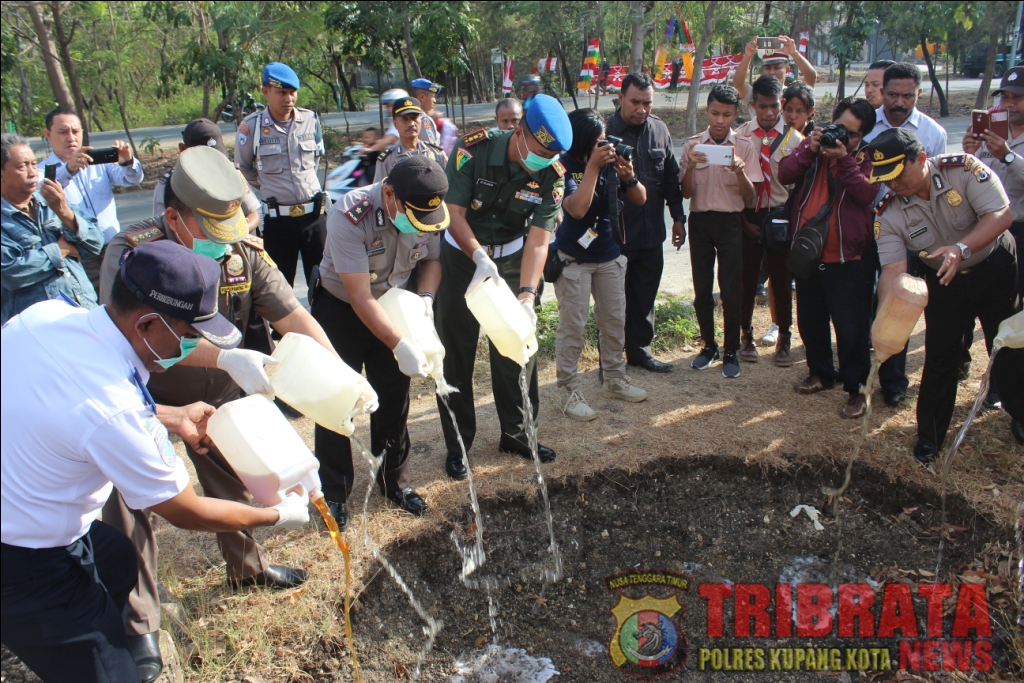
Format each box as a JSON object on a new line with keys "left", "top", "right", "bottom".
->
{"left": 694, "top": 144, "right": 734, "bottom": 166}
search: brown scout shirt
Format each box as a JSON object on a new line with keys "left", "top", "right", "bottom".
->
{"left": 679, "top": 128, "right": 764, "bottom": 213}
{"left": 734, "top": 118, "right": 803, "bottom": 208}
{"left": 98, "top": 215, "right": 300, "bottom": 406}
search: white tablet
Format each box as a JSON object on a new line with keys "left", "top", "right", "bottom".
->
{"left": 694, "top": 144, "right": 734, "bottom": 166}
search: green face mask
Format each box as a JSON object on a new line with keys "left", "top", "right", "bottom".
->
{"left": 142, "top": 313, "right": 201, "bottom": 369}
{"left": 516, "top": 127, "right": 558, "bottom": 173}
{"left": 388, "top": 194, "right": 420, "bottom": 234}
{"left": 192, "top": 238, "right": 232, "bottom": 261}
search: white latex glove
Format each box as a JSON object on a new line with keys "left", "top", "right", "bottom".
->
{"left": 216, "top": 348, "right": 280, "bottom": 396}
{"left": 993, "top": 311, "right": 1024, "bottom": 351}
{"left": 393, "top": 337, "right": 430, "bottom": 378}
{"left": 467, "top": 248, "right": 502, "bottom": 295}
{"left": 272, "top": 491, "right": 310, "bottom": 530}
{"left": 420, "top": 293, "right": 435, "bottom": 321}
{"left": 520, "top": 297, "right": 538, "bottom": 330}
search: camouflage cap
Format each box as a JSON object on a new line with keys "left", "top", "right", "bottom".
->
{"left": 169, "top": 146, "right": 248, "bottom": 244}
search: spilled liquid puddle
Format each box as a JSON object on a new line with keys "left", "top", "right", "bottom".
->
{"left": 312, "top": 496, "right": 362, "bottom": 683}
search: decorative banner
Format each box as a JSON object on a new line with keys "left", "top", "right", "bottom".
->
{"left": 653, "top": 18, "right": 677, "bottom": 76}
{"left": 502, "top": 57, "right": 514, "bottom": 94}
{"left": 799, "top": 32, "right": 809, "bottom": 54}
{"left": 577, "top": 38, "right": 600, "bottom": 91}
{"left": 680, "top": 16, "right": 693, "bottom": 50}
{"left": 536, "top": 57, "right": 558, "bottom": 72}
{"left": 600, "top": 54, "right": 743, "bottom": 91}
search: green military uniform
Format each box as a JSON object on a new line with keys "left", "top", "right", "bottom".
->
{"left": 434, "top": 127, "right": 566, "bottom": 456}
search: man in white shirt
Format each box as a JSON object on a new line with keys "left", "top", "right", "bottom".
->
{"left": 38, "top": 108, "right": 144, "bottom": 289}
{"left": 0, "top": 241, "right": 308, "bottom": 683}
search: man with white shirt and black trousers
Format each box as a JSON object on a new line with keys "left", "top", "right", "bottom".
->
{"left": 605, "top": 73, "right": 686, "bottom": 373}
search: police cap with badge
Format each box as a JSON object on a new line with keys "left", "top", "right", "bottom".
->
{"left": 387, "top": 156, "right": 450, "bottom": 232}
{"left": 392, "top": 97, "right": 424, "bottom": 119}
{"left": 992, "top": 66, "right": 1024, "bottom": 98}
{"left": 170, "top": 146, "right": 249, "bottom": 244}
{"left": 181, "top": 118, "right": 228, "bottom": 156}
{"left": 523, "top": 93, "right": 573, "bottom": 153}
{"left": 866, "top": 127, "right": 920, "bottom": 184}
{"left": 263, "top": 62, "right": 300, "bottom": 91}
{"left": 411, "top": 78, "right": 443, "bottom": 94}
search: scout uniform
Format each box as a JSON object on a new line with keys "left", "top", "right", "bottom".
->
{"left": 434, "top": 94, "right": 569, "bottom": 468}
{"left": 374, "top": 96, "right": 448, "bottom": 182}
{"left": 870, "top": 129, "right": 1018, "bottom": 458}
{"left": 236, "top": 62, "right": 328, "bottom": 287}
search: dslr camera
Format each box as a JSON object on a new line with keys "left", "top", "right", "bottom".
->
{"left": 600, "top": 135, "right": 634, "bottom": 161}
{"left": 819, "top": 123, "right": 850, "bottom": 149}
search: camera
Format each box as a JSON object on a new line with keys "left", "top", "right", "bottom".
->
{"left": 819, "top": 123, "right": 850, "bottom": 149}
{"left": 600, "top": 135, "right": 634, "bottom": 162}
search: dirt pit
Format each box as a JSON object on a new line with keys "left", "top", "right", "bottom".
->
{"left": 308, "top": 455, "right": 1017, "bottom": 682}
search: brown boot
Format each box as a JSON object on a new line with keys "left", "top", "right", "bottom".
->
{"left": 774, "top": 330, "right": 794, "bottom": 367}
{"left": 738, "top": 326, "right": 759, "bottom": 363}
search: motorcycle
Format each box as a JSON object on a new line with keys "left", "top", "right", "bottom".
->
{"left": 220, "top": 93, "right": 265, "bottom": 123}
{"left": 325, "top": 144, "right": 377, "bottom": 202}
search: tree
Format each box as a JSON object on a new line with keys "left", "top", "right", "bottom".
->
{"left": 627, "top": 1, "right": 672, "bottom": 75}
{"left": 401, "top": 1, "right": 422, "bottom": 80}
{"left": 830, "top": 1, "right": 870, "bottom": 100}
{"left": 684, "top": 0, "right": 732, "bottom": 136}
{"left": 50, "top": 1, "right": 91, "bottom": 142}
{"left": 24, "top": 2, "right": 76, "bottom": 112}
{"left": 974, "top": 1, "right": 1016, "bottom": 109}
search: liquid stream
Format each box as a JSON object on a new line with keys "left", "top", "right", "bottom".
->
{"left": 312, "top": 496, "right": 362, "bottom": 683}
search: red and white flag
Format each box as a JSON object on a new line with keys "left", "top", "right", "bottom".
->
{"left": 799, "top": 32, "right": 809, "bottom": 54}
{"left": 502, "top": 58, "right": 514, "bottom": 94}
{"left": 537, "top": 57, "right": 558, "bottom": 72}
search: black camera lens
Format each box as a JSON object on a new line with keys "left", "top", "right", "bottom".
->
{"left": 606, "top": 135, "right": 634, "bottom": 161}
{"left": 819, "top": 123, "right": 850, "bottom": 149}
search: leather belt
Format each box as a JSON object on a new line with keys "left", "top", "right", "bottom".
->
{"left": 444, "top": 230, "right": 524, "bottom": 259}
{"left": 265, "top": 200, "right": 316, "bottom": 218}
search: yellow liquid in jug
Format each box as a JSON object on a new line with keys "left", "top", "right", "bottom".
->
{"left": 313, "top": 496, "right": 362, "bottom": 683}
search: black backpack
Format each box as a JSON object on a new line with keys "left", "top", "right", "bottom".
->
{"left": 786, "top": 156, "right": 838, "bottom": 279}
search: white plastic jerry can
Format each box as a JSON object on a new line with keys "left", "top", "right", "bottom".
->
{"left": 465, "top": 277, "right": 538, "bottom": 366}
{"left": 267, "top": 332, "right": 378, "bottom": 436}
{"left": 377, "top": 288, "right": 454, "bottom": 392}
{"left": 871, "top": 273, "right": 928, "bottom": 362}
{"left": 206, "top": 394, "right": 323, "bottom": 505}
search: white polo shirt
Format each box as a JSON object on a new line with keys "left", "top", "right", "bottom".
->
{"left": 1, "top": 301, "right": 189, "bottom": 549}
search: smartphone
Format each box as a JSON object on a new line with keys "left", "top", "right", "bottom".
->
{"left": 694, "top": 144, "right": 734, "bottom": 166}
{"left": 971, "top": 109, "right": 1009, "bottom": 139}
{"left": 757, "top": 37, "right": 783, "bottom": 50}
{"left": 44, "top": 163, "right": 58, "bottom": 182}
{"left": 89, "top": 147, "right": 120, "bottom": 164}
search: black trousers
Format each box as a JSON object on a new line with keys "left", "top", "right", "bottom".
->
{"left": 689, "top": 211, "right": 743, "bottom": 353}
{"left": 434, "top": 240, "right": 539, "bottom": 455}
{"left": 918, "top": 238, "right": 1018, "bottom": 448}
{"left": 261, "top": 211, "right": 327, "bottom": 288}
{"left": 311, "top": 290, "right": 412, "bottom": 503}
{"left": 862, "top": 239, "right": 909, "bottom": 393}
{"left": 993, "top": 346, "right": 1024, "bottom": 422}
{"left": 1, "top": 521, "right": 140, "bottom": 683}
{"left": 1012, "top": 221, "right": 1024, "bottom": 302}
{"left": 795, "top": 260, "right": 871, "bottom": 394}
{"left": 620, "top": 243, "right": 665, "bottom": 363}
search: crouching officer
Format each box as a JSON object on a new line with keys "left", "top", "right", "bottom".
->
{"left": 1, "top": 241, "right": 309, "bottom": 683}
{"left": 374, "top": 96, "right": 447, "bottom": 182}
{"left": 435, "top": 93, "right": 570, "bottom": 481}
{"left": 311, "top": 156, "right": 447, "bottom": 529}
{"left": 98, "top": 146, "right": 335, "bottom": 681}
{"left": 236, "top": 62, "right": 329, "bottom": 287}
{"left": 870, "top": 128, "right": 1018, "bottom": 463}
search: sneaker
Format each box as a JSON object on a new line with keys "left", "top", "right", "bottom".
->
{"left": 557, "top": 385, "right": 597, "bottom": 421}
{"left": 690, "top": 345, "right": 720, "bottom": 370}
{"left": 739, "top": 326, "right": 759, "bottom": 363}
{"left": 721, "top": 352, "right": 740, "bottom": 378}
{"left": 602, "top": 376, "right": 648, "bottom": 403}
{"left": 760, "top": 323, "right": 779, "bottom": 347}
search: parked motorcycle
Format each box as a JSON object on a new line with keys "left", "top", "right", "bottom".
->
{"left": 325, "top": 144, "right": 377, "bottom": 201}
{"left": 220, "top": 93, "right": 265, "bottom": 123}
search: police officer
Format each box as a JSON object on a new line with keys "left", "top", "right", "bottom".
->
{"left": 98, "top": 146, "right": 335, "bottom": 680}
{"left": 1, "top": 240, "right": 309, "bottom": 683}
{"left": 373, "top": 96, "right": 447, "bottom": 182}
{"left": 435, "top": 93, "right": 570, "bottom": 480}
{"left": 870, "top": 128, "right": 1018, "bottom": 463}
{"left": 236, "top": 62, "right": 328, "bottom": 287}
{"left": 312, "top": 156, "right": 447, "bottom": 528}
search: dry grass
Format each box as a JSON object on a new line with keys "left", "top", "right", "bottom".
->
{"left": 151, "top": 302, "right": 1022, "bottom": 681}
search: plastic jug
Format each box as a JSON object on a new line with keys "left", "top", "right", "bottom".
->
{"left": 377, "top": 288, "right": 454, "bottom": 394}
{"left": 871, "top": 273, "right": 928, "bottom": 362}
{"left": 465, "top": 277, "right": 538, "bottom": 366}
{"left": 207, "top": 394, "right": 323, "bottom": 505}
{"left": 267, "top": 332, "right": 378, "bottom": 436}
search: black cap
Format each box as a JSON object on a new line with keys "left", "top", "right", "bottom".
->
{"left": 992, "top": 66, "right": 1024, "bottom": 97}
{"left": 181, "top": 118, "right": 228, "bottom": 156}
{"left": 391, "top": 97, "right": 424, "bottom": 118}
{"left": 388, "top": 156, "right": 450, "bottom": 232}
{"left": 119, "top": 241, "right": 241, "bottom": 348}
{"left": 866, "top": 127, "right": 921, "bottom": 183}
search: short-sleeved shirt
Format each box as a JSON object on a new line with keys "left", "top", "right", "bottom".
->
{"left": 876, "top": 154, "right": 1010, "bottom": 270}
{"left": 974, "top": 130, "right": 1024, "bottom": 223}
{"left": 679, "top": 128, "right": 764, "bottom": 213}
{"left": 386, "top": 114, "right": 441, "bottom": 147}
{"left": 373, "top": 139, "right": 447, "bottom": 183}
{"left": 1, "top": 302, "right": 189, "bottom": 548}
{"left": 551, "top": 154, "right": 621, "bottom": 263}
{"left": 236, "top": 107, "right": 323, "bottom": 206}
{"left": 320, "top": 182, "right": 440, "bottom": 304}
{"left": 735, "top": 118, "right": 804, "bottom": 208}
{"left": 98, "top": 215, "right": 299, "bottom": 406}
{"left": 152, "top": 170, "right": 260, "bottom": 220}
{"left": 444, "top": 129, "right": 565, "bottom": 245}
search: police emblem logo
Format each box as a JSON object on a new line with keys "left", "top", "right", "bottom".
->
{"left": 289, "top": 204, "right": 304, "bottom": 218}
{"left": 226, "top": 254, "right": 244, "bottom": 276}
{"left": 268, "top": 77, "right": 283, "bottom": 88}
{"left": 946, "top": 189, "right": 963, "bottom": 206}
{"left": 429, "top": 196, "right": 441, "bottom": 207}
{"left": 534, "top": 126, "right": 556, "bottom": 147}
{"left": 874, "top": 220, "right": 881, "bottom": 240}
{"left": 973, "top": 166, "right": 990, "bottom": 182}
{"left": 411, "top": 251, "right": 421, "bottom": 261}
{"left": 372, "top": 237, "right": 383, "bottom": 248}
{"left": 262, "top": 127, "right": 271, "bottom": 135}
{"left": 145, "top": 416, "right": 178, "bottom": 468}
{"left": 608, "top": 594, "right": 688, "bottom": 679}
{"left": 1011, "top": 71, "right": 1020, "bottom": 81}
{"left": 552, "top": 187, "right": 564, "bottom": 204}
{"left": 470, "top": 199, "right": 483, "bottom": 210}
{"left": 369, "top": 272, "right": 378, "bottom": 283}
{"left": 228, "top": 200, "right": 241, "bottom": 212}
{"left": 873, "top": 149, "right": 884, "bottom": 161}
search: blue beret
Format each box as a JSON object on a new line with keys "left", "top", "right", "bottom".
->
{"left": 263, "top": 63, "right": 300, "bottom": 91}
{"left": 411, "top": 78, "right": 443, "bottom": 94}
{"left": 524, "top": 94, "right": 572, "bottom": 152}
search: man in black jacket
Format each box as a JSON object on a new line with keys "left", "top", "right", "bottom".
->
{"left": 606, "top": 73, "right": 687, "bottom": 373}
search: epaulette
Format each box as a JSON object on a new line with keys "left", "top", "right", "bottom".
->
{"left": 242, "top": 233, "right": 264, "bottom": 251}
{"left": 874, "top": 192, "right": 894, "bottom": 215}
{"left": 161, "top": 171, "right": 172, "bottom": 182}
{"left": 551, "top": 159, "right": 565, "bottom": 177}
{"left": 461, "top": 129, "right": 489, "bottom": 147}
{"left": 426, "top": 142, "right": 444, "bottom": 152}
{"left": 124, "top": 220, "right": 166, "bottom": 247}
{"left": 938, "top": 154, "right": 966, "bottom": 167}
{"left": 377, "top": 147, "right": 394, "bottom": 163}
{"left": 345, "top": 197, "right": 372, "bottom": 225}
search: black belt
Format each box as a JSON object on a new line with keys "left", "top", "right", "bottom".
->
{"left": 923, "top": 233, "right": 1013, "bottom": 277}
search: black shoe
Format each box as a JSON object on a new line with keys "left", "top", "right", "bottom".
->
{"left": 690, "top": 346, "right": 720, "bottom": 370}
{"left": 883, "top": 389, "right": 906, "bottom": 407}
{"left": 1012, "top": 418, "right": 1024, "bottom": 446}
{"left": 128, "top": 632, "right": 162, "bottom": 683}
{"left": 981, "top": 391, "right": 1001, "bottom": 410}
{"left": 499, "top": 434, "right": 556, "bottom": 463}
{"left": 230, "top": 565, "right": 309, "bottom": 589}
{"left": 326, "top": 500, "right": 350, "bottom": 532}
{"left": 913, "top": 440, "right": 939, "bottom": 465}
{"left": 445, "top": 451, "right": 468, "bottom": 481}
{"left": 275, "top": 397, "right": 303, "bottom": 419}
{"left": 387, "top": 487, "right": 429, "bottom": 516}
{"left": 721, "top": 352, "right": 740, "bottom": 378}
{"left": 628, "top": 356, "right": 674, "bottom": 373}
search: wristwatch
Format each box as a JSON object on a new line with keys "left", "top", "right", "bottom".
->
{"left": 1002, "top": 151, "right": 1016, "bottom": 165}
{"left": 623, "top": 176, "right": 639, "bottom": 189}
{"left": 955, "top": 242, "right": 971, "bottom": 261}
{"left": 519, "top": 286, "right": 539, "bottom": 297}
{"left": 118, "top": 158, "right": 133, "bottom": 167}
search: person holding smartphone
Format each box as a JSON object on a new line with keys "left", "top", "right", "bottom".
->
{"left": 551, "top": 109, "right": 648, "bottom": 421}
{"left": 734, "top": 35, "right": 817, "bottom": 119}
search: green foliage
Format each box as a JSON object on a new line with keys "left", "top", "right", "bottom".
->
{"left": 140, "top": 135, "right": 162, "bottom": 155}
{"left": 830, "top": 1, "right": 871, "bottom": 70}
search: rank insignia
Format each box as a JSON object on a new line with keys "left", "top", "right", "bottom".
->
{"left": 534, "top": 126, "right": 556, "bottom": 148}
{"left": 873, "top": 220, "right": 881, "bottom": 240}
{"left": 456, "top": 148, "right": 473, "bottom": 171}
{"left": 125, "top": 226, "right": 165, "bottom": 247}
{"left": 377, "top": 147, "right": 393, "bottom": 162}
{"left": 226, "top": 254, "right": 244, "bottom": 276}
{"left": 461, "top": 129, "right": 488, "bottom": 147}
{"left": 946, "top": 189, "right": 963, "bottom": 207}
{"left": 527, "top": 180, "right": 540, "bottom": 189}
{"left": 346, "top": 198, "right": 372, "bottom": 224}
{"left": 376, "top": 208, "right": 385, "bottom": 227}
{"left": 938, "top": 154, "right": 965, "bottom": 167}
{"left": 369, "top": 272, "right": 378, "bottom": 283}
{"left": 551, "top": 159, "right": 566, "bottom": 177}
{"left": 262, "top": 127, "right": 270, "bottom": 135}
{"left": 932, "top": 175, "right": 944, "bottom": 190}
{"left": 470, "top": 199, "right": 483, "bottom": 210}
{"left": 874, "top": 192, "right": 894, "bottom": 215}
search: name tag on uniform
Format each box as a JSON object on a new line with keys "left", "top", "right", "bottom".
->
{"left": 515, "top": 189, "right": 542, "bottom": 204}
{"left": 910, "top": 226, "right": 928, "bottom": 239}
{"left": 367, "top": 246, "right": 386, "bottom": 257}
{"left": 577, "top": 228, "right": 599, "bottom": 249}
{"left": 476, "top": 178, "right": 496, "bottom": 187}
{"left": 221, "top": 282, "right": 252, "bottom": 294}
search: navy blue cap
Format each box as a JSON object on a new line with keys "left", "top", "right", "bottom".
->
{"left": 411, "top": 78, "right": 443, "bottom": 94}
{"left": 263, "top": 62, "right": 300, "bottom": 91}
{"left": 524, "top": 94, "right": 572, "bottom": 152}
{"left": 119, "top": 241, "right": 241, "bottom": 348}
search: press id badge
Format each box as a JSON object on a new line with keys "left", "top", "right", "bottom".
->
{"left": 577, "top": 228, "right": 599, "bottom": 249}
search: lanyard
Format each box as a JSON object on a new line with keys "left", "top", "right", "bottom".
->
{"left": 132, "top": 367, "right": 158, "bottom": 415}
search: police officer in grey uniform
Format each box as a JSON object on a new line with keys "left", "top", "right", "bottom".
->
{"left": 373, "top": 96, "right": 447, "bottom": 182}
{"left": 311, "top": 156, "right": 448, "bottom": 529}
{"left": 236, "top": 62, "right": 328, "bottom": 287}
{"left": 870, "top": 128, "right": 1018, "bottom": 463}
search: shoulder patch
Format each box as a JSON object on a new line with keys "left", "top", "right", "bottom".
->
{"left": 462, "top": 129, "right": 489, "bottom": 147}
{"left": 874, "top": 192, "right": 894, "bottom": 216}
{"left": 938, "top": 154, "right": 966, "bottom": 167}
{"left": 455, "top": 148, "right": 473, "bottom": 171}
{"left": 377, "top": 147, "right": 394, "bottom": 162}
{"left": 125, "top": 221, "right": 166, "bottom": 248}
{"left": 551, "top": 159, "right": 566, "bottom": 178}
{"left": 242, "top": 233, "right": 264, "bottom": 251}
{"left": 346, "top": 198, "right": 372, "bottom": 225}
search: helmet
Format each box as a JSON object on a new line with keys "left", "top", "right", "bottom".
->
{"left": 380, "top": 88, "right": 410, "bottom": 105}
{"left": 522, "top": 75, "right": 541, "bottom": 86}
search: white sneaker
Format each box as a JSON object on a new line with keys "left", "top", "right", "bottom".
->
{"left": 602, "top": 376, "right": 648, "bottom": 403}
{"left": 558, "top": 385, "right": 597, "bottom": 421}
{"left": 760, "top": 323, "right": 779, "bottom": 347}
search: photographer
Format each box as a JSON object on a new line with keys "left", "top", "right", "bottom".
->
{"left": 777, "top": 98, "right": 877, "bottom": 419}
{"left": 551, "top": 109, "right": 648, "bottom": 421}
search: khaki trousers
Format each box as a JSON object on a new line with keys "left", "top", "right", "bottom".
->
{"left": 553, "top": 253, "right": 628, "bottom": 387}
{"left": 102, "top": 441, "right": 268, "bottom": 636}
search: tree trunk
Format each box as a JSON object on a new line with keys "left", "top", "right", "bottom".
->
{"left": 19, "top": 65, "right": 33, "bottom": 119}
{"left": 920, "top": 36, "right": 948, "bottom": 118}
{"left": 790, "top": 0, "right": 807, "bottom": 36}
{"left": 974, "top": 28, "right": 1000, "bottom": 110}
{"left": 401, "top": 2, "right": 423, "bottom": 80}
{"left": 554, "top": 33, "right": 579, "bottom": 110}
{"left": 627, "top": 1, "right": 654, "bottom": 74}
{"left": 216, "top": 28, "right": 237, "bottom": 128}
{"left": 107, "top": 3, "right": 137, "bottom": 156}
{"left": 332, "top": 52, "right": 357, "bottom": 111}
{"left": 50, "top": 2, "right": 90, "bottom": 144}
{"left": 195, "top": 5, "right": 212, "bottom": 119}
{"left": 685, "top": 1, "right": 721, "bottom": 136}
{"left": 762, "top": 1, "right": 772, "bottom": 26}
{"left": 202, "top": 79, "right": 212, "bottom": 119}
{"left": 399, "top": 48, "right": 410, "bottom": 89}
{"left": 25, "top": 1, "right": 76, "bottom": 112}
